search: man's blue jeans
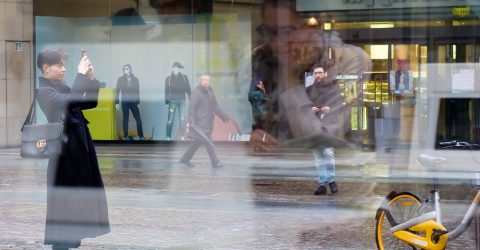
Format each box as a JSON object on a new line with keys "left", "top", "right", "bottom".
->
{"left": 313, "top": 147, "right": 335, "bottom": 185}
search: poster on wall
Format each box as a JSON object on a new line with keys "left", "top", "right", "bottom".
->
{"left": 451, "top": 68, "right": 475, "bottom": 93}
{"left": 388, "top": 58, "right": 414, "bottom": 95}
{"left": 389, "top": 70, "right": 414, "bottom": 95}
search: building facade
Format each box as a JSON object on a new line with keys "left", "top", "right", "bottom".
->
{"left": 0, "top": 0, "right": 34, "bottom": 147}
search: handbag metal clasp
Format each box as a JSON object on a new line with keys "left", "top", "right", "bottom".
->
{"left": 36, "top": 139, "right": 47, "bottom": 151}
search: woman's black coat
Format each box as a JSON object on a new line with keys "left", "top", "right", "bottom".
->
{"left": 37, "top": 73, "right": 110, "bottom": 245}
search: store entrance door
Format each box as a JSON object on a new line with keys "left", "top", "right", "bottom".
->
{"left": 359, "top": 43, "right": 425, "bottom": 150}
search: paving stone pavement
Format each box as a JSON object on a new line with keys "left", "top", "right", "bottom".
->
{"left": 0, "top": 145, "right": 478, "bottom": 249}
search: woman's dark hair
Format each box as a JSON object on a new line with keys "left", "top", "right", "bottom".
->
{"left": 37, "top": 48, "right": 67, "bottom": 73}
{"left": 123, "top": 64, "right": 133, "bottom": 75}
{"left": 261, "top": 0, "right": 296, "bottom": 18}
{"left": 149, "top": 0, "right": 212, "bottom": 14}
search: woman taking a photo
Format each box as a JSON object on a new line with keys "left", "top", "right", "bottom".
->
{"left": 36, "top": 48, "right": 110, "bottom": 249}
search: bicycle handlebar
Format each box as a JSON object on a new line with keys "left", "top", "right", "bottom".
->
{"left": 439, "top": 140, "right": 458, "bottom": 147}
{"left": 439, "top": 140, "right": 480, "bottom": 148}
{"left": 438, "top": 140, "right": 480, "bottom": 164}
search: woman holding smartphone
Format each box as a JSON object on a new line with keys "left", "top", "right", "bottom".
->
{"left": 36, "top": 48, "right": 110, "bottom": 249}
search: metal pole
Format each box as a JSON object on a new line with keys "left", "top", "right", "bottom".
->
{"left": 476, "top": 209, "right": 480, "bottom": 250}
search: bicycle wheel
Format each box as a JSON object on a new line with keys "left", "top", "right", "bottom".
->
{"left": 375, "top": 192, "right": 423, "bottom": 250}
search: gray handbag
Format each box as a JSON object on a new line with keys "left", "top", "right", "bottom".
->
{"left": 20, "top": 90, "right": 64, "bottom": 159}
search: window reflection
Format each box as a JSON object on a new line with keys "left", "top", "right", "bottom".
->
{"left": 33, "top": 0, "right": 480, "bottom": 148}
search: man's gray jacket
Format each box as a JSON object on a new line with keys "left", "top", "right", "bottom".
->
{"left": 187, "top": 85, "right": 228, "bottom": 135}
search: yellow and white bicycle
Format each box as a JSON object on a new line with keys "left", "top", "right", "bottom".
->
{"left": 375, "top": 141, "right": 480, "bottom": 249}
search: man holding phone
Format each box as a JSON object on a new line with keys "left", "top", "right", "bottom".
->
{"left": 306, "top": 64, "right": 347, "bottom": 195}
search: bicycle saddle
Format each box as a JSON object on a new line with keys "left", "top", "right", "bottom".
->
{"left": 417, "top": 154, "right": 446, "bottom": 169}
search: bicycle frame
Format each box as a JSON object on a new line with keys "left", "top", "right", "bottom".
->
{"left": 377, "top": 143, "right": 480, "bottom": 249}
{"left": 382, "top": 183, "right": 480, "bottom": 249}
{"left": 447, "top": 189, "right": 480, "bottom": 240}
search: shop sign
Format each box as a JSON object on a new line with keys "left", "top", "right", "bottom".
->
{"left": 298, "top": 0, "right": 480, "bottom": 11}
{"left": 336, "top": 74, "right": 359, "bottom": 80}
{"left": 15, "top": 42, "right": 22, "bottom": 52}
{"left": 452, "top": 6, "right": 471, "bottom": 17}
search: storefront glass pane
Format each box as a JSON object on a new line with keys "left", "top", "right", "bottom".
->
{"left": 10, "top": 0, "right": 480, "bottom": 249}
{"left": 35, "top": 5, "right": 253, "bottom": 142}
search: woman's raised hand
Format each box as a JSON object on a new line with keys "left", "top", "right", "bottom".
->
{"left": 78, "top": 56, "right": 94, "bottom": 80}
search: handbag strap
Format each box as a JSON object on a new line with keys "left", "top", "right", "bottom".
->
{"left": 21, "top": 89, "right": 38, "bottom": 131}
{"left": 21, "top": 87, "right": 59, "bottom": 131}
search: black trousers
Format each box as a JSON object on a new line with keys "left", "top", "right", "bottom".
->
{"left": 181, "top": 131, "right": 219, "bottom": 166}
{"left": 122, "top": 102, "right": 144, "bottom": 137}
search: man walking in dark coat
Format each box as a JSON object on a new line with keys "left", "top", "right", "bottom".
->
{"left": 115, "top": 64, "right": 144, "bottom": 140}
{"left": 180, "top": 74, "right": 229, "bottom": 168}
{"left": 165, "top": 62, "right": 191, "bottom": 140}
{"left": 36, "top": 48, "right": 110, "bottom": 249}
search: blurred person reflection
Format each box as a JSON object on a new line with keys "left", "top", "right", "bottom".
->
{"left": 165, "top": 62, "right": 191, "bottom": 140}
{"left": 180, "top": 74, "right": 229, "bottom": 168}
{"left": 36, "top": 48, "right": 110, "bottom": 249}
{"left": 145, "top": 0, "right": 213, "bottom": 43}
{"left": 252, "top": 0, "right": 370, "bottom": 140}
{"left": 149, "top": 0, "right": 212, "bottom": 15}
{"left": 250, "top": 0, "right": 371, "bottom": 194}
{"left": 115, "top": 64, "right": 144, "bottom": 140}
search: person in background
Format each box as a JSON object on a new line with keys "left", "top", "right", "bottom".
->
{"left": 116, "top": 64, "right": 144, "bottom": 140}
{"left": 248, "top": 78, "right": 270, "bottom": 131}
{"left": 306, "top": 64, "right": 348, "bottom": 195}
{"left": 180, "top": 74, "right": 229, "bottom": 168}
{"left": 37, "top": 48, "right": 110, "bottom": 249}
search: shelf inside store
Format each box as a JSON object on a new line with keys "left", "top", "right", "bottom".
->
{"left": 364, "top": 71, "right": 388, "bottom": 74}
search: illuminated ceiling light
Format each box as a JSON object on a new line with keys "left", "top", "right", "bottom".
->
{"left": 453, "top": 44, "right": 457, "bottom": 60}
{"left": 324, "top": 22, "right": 332, "bottom": 30}
{"left": 370, "top": 22, "right": 394, "bottom": 29}
{"left": 452, "top": 6, "right": 471, "bottom": 17}
{"left": 307, "top": 17, "right": 319, "bottom": 26}
{"left": 370, "top": 45, "right": 389, "bottom": 59}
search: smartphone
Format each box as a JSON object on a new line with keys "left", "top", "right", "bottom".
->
{"left": 81, "top": 49, "right": 87, "bottom": 57}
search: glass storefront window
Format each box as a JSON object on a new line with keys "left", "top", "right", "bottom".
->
{"left": 35, "top": 1, "right": 256, "bottom": 142}
{"left": 6, "top": 0, "right": 480, "bottom": 249}
{"left": 33, "top": 0, "right": 480, "bottom": 146}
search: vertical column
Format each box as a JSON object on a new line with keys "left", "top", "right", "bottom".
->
{"left": 0, "top": 1, "right": 6, "bottom": 147}
{"left": 0, "top": 0, "right": 34, "bottom": 147}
